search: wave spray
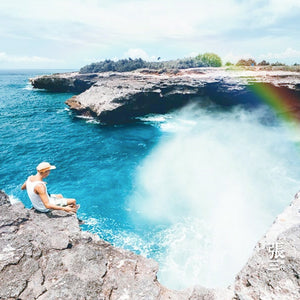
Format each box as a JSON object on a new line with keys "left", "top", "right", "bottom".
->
{"left": 130, "top": 104, "right": 300, "bottom": 289}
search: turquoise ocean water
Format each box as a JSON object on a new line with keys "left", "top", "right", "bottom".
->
{"left": 1, "top": 70, "right": 300, "bottom": 289}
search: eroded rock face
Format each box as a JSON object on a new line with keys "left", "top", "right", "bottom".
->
{"left": 64, "top": 72, "right": 255, "bottom": 124}
{"left": 30, "top": 72, "right": 99, "bottom": 93}
{"left": 65, "top": 70, "right": 300, "bottom": 124}
{"left": 30, "top": 68, "right": 300, "bottom": 125}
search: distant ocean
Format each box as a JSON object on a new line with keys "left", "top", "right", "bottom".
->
{"left": 1, "top": 69, "right": 300, "bottom": 289}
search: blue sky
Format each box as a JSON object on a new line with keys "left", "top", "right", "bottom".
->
{"left": 0, "top": 0, "right": 299, "bottom": 69}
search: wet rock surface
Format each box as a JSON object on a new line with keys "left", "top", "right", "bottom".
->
{"left": 30, "top": 68, "right": 300, "bottom": 125}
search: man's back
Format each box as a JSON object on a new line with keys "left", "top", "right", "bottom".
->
{"left": 26, "top": 177, "right": 49, "bottom": 212}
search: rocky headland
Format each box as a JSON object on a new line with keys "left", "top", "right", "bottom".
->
{"left": 1, "top": 188, "right": 299, "bottom": 299}
{"left": 30, "top": 67, "right": 300, "bottom": 125}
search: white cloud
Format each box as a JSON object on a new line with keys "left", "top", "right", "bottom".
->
{"left": 1, "top": 0, "right": 298, "bottom": 44}
{"left": 259, "top": 48, "right": 300, "bottom": 61}
{"left": 0, "top": 0, "right": 299, "bottom": 67}
{"left": 124, "top": 49, "right": 157, "bottom": 61}
{"left": 0, "top": 52, "right": 61, "bottom": 63}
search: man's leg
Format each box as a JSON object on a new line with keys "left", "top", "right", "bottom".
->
{"left": 52, "top": 197, "right": 77, "bottom": 210}
{"left": 52, "top": 194, "right": 63, "bottom": 198}
{"left": 66, "top": 198, "right": 76, "bottom": 208}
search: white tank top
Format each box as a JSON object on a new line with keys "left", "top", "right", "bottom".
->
{"left": 26, "top": 178, "right": 50, "bottom": 212}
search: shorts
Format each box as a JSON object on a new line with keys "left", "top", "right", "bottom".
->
{"left": 49, "top": 196, "right": 68, "bottom": 207}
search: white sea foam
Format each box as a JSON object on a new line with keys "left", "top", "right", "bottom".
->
{"left": 130, "top": 105, "right": 300, "bottom": 289}
{"left": 56, "top": 108, "right": 67, "bottom": 114}
{"left": 9, "top": 195, "right": 21, "bottom": 204}
{"left": 73, "top": 114, "right": 100, "bottom": 124}
{"left": 137, "top": 114, "right": 170, "bottom": 123}
{"left": 86, "top": 119, "right": 100, "bottom": 125}
{"left": 75, "top": 115, "right": 93, "bottom": 120}
{"left": 23, "top": 84, "right": 33, "bottom": 91}
{"left": 83, "top": 216, "right": 153, "bottom": 257}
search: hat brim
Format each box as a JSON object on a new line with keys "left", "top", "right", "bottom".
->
{"left": 39, "top": 165, "right": 56, "bottom": 172}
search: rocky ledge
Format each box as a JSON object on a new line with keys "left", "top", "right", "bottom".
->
{"left": 30, "top": 68, "right": 300, "bottom": 124}
{"left": 1, "top": 188, "right": 299, "bottom": 299}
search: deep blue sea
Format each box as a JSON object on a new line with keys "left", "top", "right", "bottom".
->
{"left": 1, "top": 69, "right": 300, "bottom": 289}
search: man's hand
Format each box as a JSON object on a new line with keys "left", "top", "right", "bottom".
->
{"left": 64, "top": 206, "right": 77, "bottom": 213}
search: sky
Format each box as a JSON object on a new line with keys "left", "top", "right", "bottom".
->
{"left": 0, "top": 0, "right": 299, "bottom": 69}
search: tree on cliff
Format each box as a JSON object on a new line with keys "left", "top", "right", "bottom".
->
{"left": 258, "top": 60, "right": 270, "bottom": 66}
{"left": 80, "top": 58, "right": 149, "bottom": 73}
{"left": 271, "top": 61, "right": 286, "bottom": 66}
{"left": 236, "top": 58, "right": 256, "bottom": 66}
{"left": 195, "top": 53, "right": 222, "bottom": 67}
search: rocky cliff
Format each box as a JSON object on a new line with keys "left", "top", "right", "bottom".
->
{"left": 0, "top": 190, "right": 232, "bottom": 300}
{"left": 30, "top": 68, "right": 300, "bottom": 125}
{"left": 1, "top": 188, "right": 299, "bottom": 299}
{"left": 234, "top": 192, "right": 300, "bottom": 299}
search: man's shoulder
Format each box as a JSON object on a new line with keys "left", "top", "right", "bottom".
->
{"left": 34, "top": 182, "right": 46, "bottom": 193}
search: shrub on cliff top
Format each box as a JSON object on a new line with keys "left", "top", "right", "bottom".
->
{"left": 258, "top": 60, "right": 270, "bottom": 66}
{"left": 195, "top": 53, "right": 222, "bottom": 67}
{"left": 271, "top": 61, "right": 286, "bottom": 66}
{"left": 79, "top": 58, "right": 149, "bottom": 73}
{"left": 236, "top": 58, "right": 256, "bottom": 66}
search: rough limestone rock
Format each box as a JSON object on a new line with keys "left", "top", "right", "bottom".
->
{"left": 30, "top": 72, "right": 99, "bottom": 93}
{"left": 30, "top": 68, "right": 300, "bottom": 125}
{"left": 0, "top": 190, "right": 9, "bottom": 205}
{"left": 234, "top": 192, "right": 300, "bottom": 300}
{"left": 0, "top": 190, "right": 231, "bottom": 300}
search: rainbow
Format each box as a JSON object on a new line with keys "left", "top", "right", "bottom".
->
{"left": 248, "top": 82, "right": 300, "bottom": 129}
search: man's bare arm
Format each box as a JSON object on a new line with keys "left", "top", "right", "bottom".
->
{"left": 21, "top": 181, "right": 27, "bottom": 190}
{"left": 35, "top": 184, "right": 76, "bottom": 213}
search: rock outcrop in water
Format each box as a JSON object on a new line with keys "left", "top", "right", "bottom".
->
{"left": 1, "top": 188, "right": 299, "bottom": 299}
{"left": 30, "top": 68, "right": 300, "bottom": 125}
{"left": 30, "top": 72, "right": 99, "bottom": 93}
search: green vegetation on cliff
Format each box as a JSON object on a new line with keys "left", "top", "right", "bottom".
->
{"left": 195, "top": 53, "right": 222, "bottom": 67}
{"left": 79, "top": 53, "right": 223, "bottom": 73}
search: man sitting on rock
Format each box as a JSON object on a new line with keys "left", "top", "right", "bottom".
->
{"left": 21, "top": 162, "right": 79, "bottom": 213}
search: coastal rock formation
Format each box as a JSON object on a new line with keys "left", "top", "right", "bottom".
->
{"left": 0, "top": 190, "right": 231, "bottom": 300}
{"left": 234, "top": 192, "right": 300, "bottom": 300}
{"left": 30, "top": 68, "right": 300, "bottom": 125}
{"left": 30, "top": 72, "right": 99, "bottom": 93}
{"left": 1, "top": 188, "right": 299, "bottom": 299}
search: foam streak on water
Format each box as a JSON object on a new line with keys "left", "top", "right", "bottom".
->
{"left": 130, "top": 104, "right": 300, "bottom": 289}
